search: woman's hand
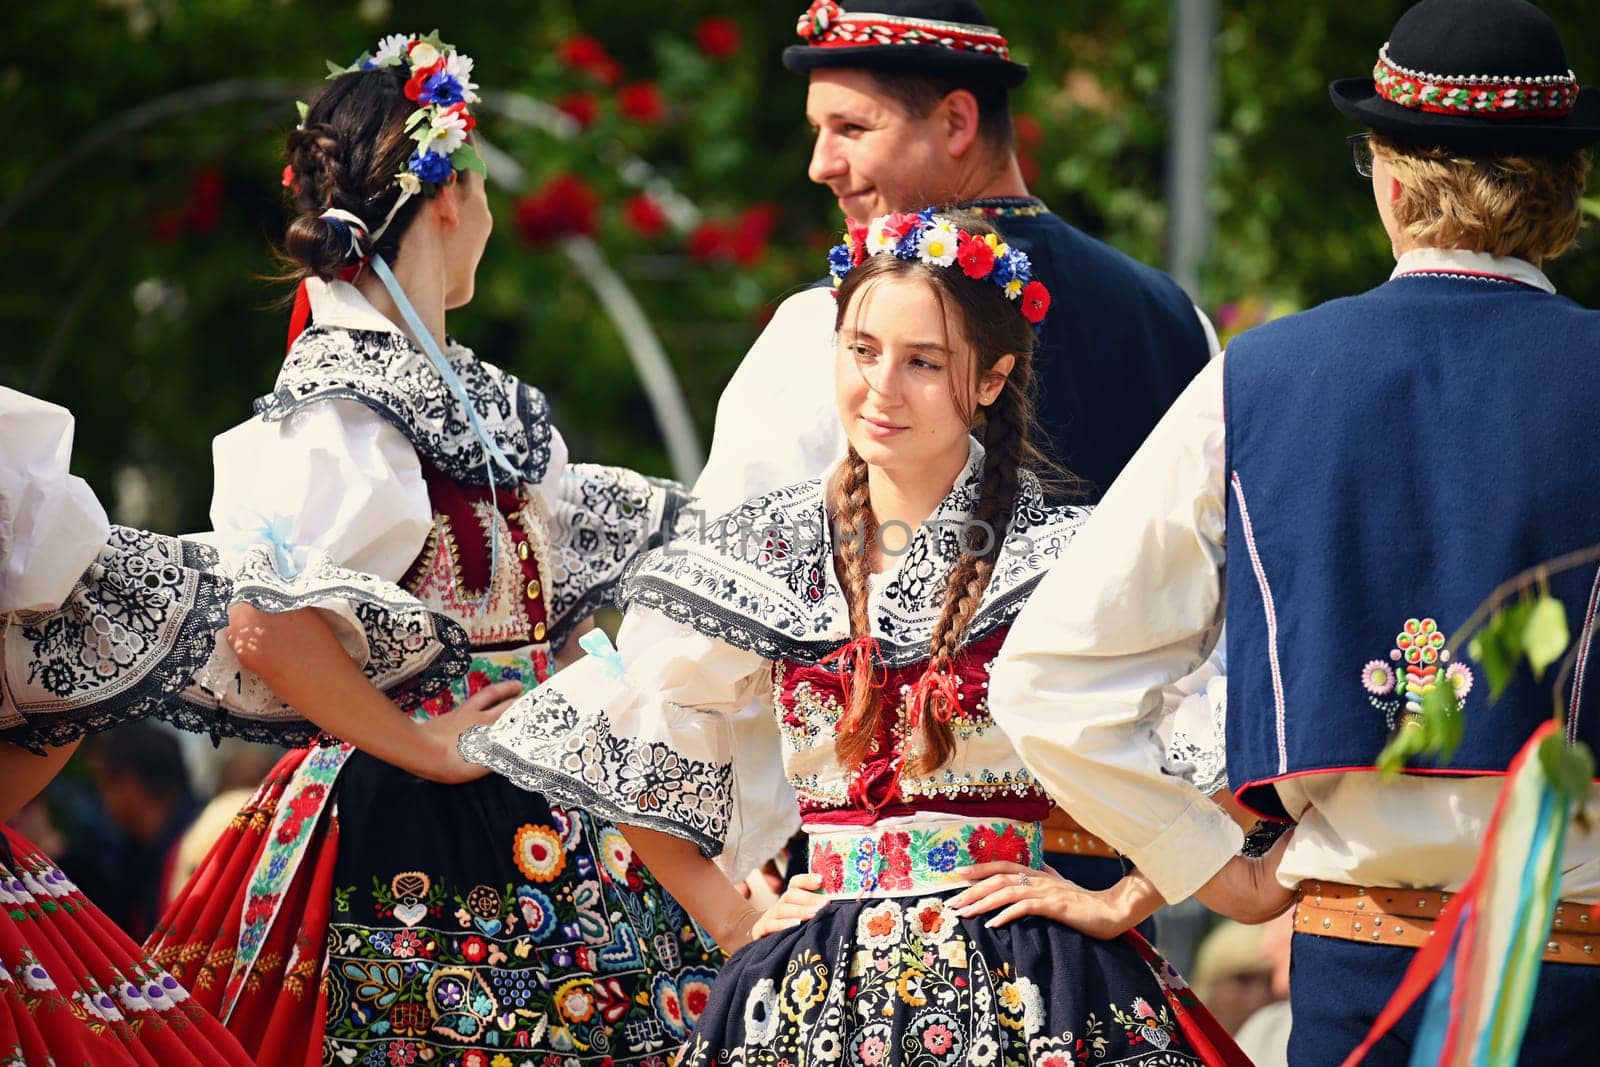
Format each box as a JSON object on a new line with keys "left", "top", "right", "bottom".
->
{"left": 947, "top": 863, "right": 1166, "bottom": 940}
{"left": 409, "top": 680, "right": 525, "bottom": 784}
{"left": 746, "top": 872, "right": 829, "bottom": 944}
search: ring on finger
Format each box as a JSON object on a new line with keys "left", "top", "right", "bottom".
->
{"left": 1017, "top": 871, "right": 1030, "bottom": 886}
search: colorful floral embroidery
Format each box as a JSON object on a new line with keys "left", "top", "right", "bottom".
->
{"left": 323, "top": 804, "right": 721, "bottom": 1063}
{"left": 676, "top": 896, "right": 1203, "bottom": 1067}
{"left": 511, "top": 824, "right": 566, "bottom": 883}
{"left": 1361, "top": 617, "right": 1475, "bottom": 730}
{"left": 809, "top": 819, "right": 1045, "bottom": 896}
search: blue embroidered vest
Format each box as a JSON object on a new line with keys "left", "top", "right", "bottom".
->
{"left": 972, "top": 200, "right": 1209, "bottom": 498}
{"left": 1223, "top": 273, "right": 1600, "bottom": 819}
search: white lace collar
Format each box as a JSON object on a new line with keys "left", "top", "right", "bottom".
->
{"left": 623, "top": 439, "right": 1088, "bottom": 666}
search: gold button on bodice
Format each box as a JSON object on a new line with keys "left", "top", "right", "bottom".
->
{"left": 525, "top": 579, "right": 541, "bottom": 600}
{"left": 517, "top": 541, "right": 530, "bottom": 561}
{"left": 533, "top": 621, "right": 547, "bottom": 641}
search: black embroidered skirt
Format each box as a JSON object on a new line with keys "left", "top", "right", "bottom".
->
{"left": 675, "top": 892, "right": 1245, "bottom": 1067}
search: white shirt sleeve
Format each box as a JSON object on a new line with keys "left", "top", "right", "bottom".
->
{"left": 208, "top": 400, "right": 432, "bottom": 582}
{"left": 461, "top": 605, "right": 794, "bottom": 877}
{"left": 692, "top": 286, "right": 844, "bottom": 517}
{"left": 0, "top": 388, "right": 111, "bottom": 613}
{"left": 988, "top": 357, "right": 1241, "bottom": 903}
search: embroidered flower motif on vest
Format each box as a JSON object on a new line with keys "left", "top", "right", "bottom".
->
{"left": 1361, "top": 617, "right": 1474, "bottom": 730}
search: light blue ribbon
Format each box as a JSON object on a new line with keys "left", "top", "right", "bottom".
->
{"left": 578, "top": 629, "right": 627, "bottom": 681}
{"left": 219, "top": 513, "right": 300, "bottom": 579}
{"left": 368, "top": 253, "right": 518, "bottom": 606}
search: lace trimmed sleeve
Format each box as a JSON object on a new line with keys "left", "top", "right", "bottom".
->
{"left": 459, "top": 605, "right": 794, "bottom": 875}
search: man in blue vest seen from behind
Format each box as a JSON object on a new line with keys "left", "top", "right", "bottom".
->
{"left": 991, "top": 1, "right": 1600, "bottom": 1062}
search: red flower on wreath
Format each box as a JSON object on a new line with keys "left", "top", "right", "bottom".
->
{"left": 404, "top": 58, "right": 446, "bottom": 104}
{"left": 696, "top": 17, "right": 743, "bottom": 59}
{"left": 619, "top": 82, "right": 666, "bottom": 125}
{"left": 1020, "top": 280, "right": 1052, "bottom": 324}
{"left": 956, "top": 230, "right": 996, "bottom": 280}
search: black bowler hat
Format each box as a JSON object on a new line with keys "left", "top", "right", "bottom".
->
{"left": 781, "top": 0, "right": 1029, "bottom": 90}
{"left": 1330, "top": 0, "right": 1600, "bottom": 154}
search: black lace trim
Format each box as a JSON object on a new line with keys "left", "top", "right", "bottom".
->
{"left": 256, "top": 326, "right": 554, "bottom": 488}
{"left": 457, "top": 701, "right": 729, "bottom": 859}
{"left": 2, "top": 530, "right": 232, "bottom": 754}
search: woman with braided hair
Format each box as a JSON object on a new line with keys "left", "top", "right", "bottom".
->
{"left": 145, "top": 33, "right": 711, "bottom": 1067}
{"left": 455, "top": 211, "right": 1247, "bottom": 1064}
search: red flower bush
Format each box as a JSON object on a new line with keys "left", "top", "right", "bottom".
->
{"left": 618, "top": 82, "right": 666, "bottom": 124}
{"left": 695, "top": 17, "right": 742, "bottom": 59}
{"left": 623, "top": 193, "right": 668, "bottom": 238}
{"left": 558, "top": 36, "right": 621, "bottom": 84}
{"left": 514, "top": 174, "right": 600, "bottom": 246}
{"left": 556, "top": 91, "right": 599, "bottom": 130}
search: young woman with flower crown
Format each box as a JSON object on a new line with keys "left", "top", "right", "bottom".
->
{"left": 456, "top": 212, "right": 1248, "bottom": 1065}
{"left": 0, "top": 385, "right": 479, "bottom": 1066}
{"left": 144, "top": 34, "right": 711, "bottom": 1067}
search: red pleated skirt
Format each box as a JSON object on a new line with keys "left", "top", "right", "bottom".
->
{"left": 145, "top": 745, "right": 336, "bottom": 1066}
{"left": 0, "top": 825, "right": 250, "bottom": 1066}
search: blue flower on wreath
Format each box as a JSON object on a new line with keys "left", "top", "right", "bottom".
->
{"left": 927, "top": 840, "right": 960, "bottom": 873}
{"left": 827, "top": 242, "right": 854, "bottom": 280}
{"left": 991, "top": 247, "right": 1031, "bottom": 287}
{"left": 419, "top": 71, "right": 465, "bottom": 106}
{"left": 408, "top": 149, "right": 453, "bottom": 185}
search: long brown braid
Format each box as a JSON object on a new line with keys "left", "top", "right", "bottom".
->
{"left": 827, "top": 215, "right": 1058, "bottom": 780}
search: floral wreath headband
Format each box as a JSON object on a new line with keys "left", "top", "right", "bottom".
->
{"left": 828, "top": 210, "right": 1052, "bottom": 330}
{"left": 291, "top": 31, "right": 488, "bottom": 259}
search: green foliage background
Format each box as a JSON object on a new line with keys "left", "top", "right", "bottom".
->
{"left": 3, "top": 1, "right": 1598, "bottom": 531}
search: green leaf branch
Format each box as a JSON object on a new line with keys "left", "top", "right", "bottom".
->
{"left": 1376, "top": 544, "right": 1600, "bottom": 803}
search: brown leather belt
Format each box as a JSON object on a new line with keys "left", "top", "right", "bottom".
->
{"left": 1294, "top": 879, "right": 1600, "bottom": 966}
{"left": 1041, "top": 806, "right": 1119, "bottom": 860}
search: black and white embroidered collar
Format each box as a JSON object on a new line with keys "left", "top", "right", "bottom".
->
{"left": 255, "top": 280, "right": 554, "bottom": 487}
{"left": 622, "top": 440, "right": 1088, "bottom": 667}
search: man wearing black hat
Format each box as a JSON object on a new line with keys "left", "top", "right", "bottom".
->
{"left": 696, "top": 0, "right": 1216, "bottom": 513}
{"left": 692, "top": 0, "right": 1223, "bottom": 908}
{"left": 989, "top": 0, "right": 1600, "bottom": 1062}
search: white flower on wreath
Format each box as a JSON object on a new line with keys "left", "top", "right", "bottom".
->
{"left": 373, "top": 34, "right": 411, "bottom": 67}
{"left": 744, "top": 978, "right": 781, "bottom": 1045}
{"left": 856, "top": 899, "right": 905, "bottom": 950}
{"left": 396, "top": 172, "right": 423, "bottom": 196}
{"left": 446, "top": 52, "right": 481, "bottom": 103}
{"left": 429, "top": 107, "right": 472, "bottom": 157}
{"left": 916, "top": 218, "right": 959, "bottom": 266}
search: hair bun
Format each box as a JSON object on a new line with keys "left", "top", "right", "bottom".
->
{"left": 284, "top": 211, "right": 363, "bottom": 279}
